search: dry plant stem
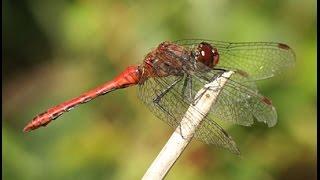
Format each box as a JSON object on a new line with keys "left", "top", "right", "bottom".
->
{"left": 142, "top": 71, "right": 234, "bottom": 180}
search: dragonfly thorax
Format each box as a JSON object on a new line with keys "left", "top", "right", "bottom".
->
{"left": 141, "top": 42, "right": 192, "bottom": 78}
{"left": 141, "top": 41, "right": 221, "bottom": 81}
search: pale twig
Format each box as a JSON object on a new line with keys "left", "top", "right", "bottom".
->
{"left": 142, "top": 71, "right": 234, "bottom": 180}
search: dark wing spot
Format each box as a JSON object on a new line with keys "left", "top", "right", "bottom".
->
{"left": 221, "top": 127, "right": 231, "bottom": 138}
{"left": 278, "top": 43, "right": 290, "bottom": 50}
{"left": 262, "top": 96, "right": 272, "bottom": 105}
{"left": 235, "top": 69, "right": 249, "bottom": 77}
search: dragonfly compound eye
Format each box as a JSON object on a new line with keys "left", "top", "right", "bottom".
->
{"left": 196, "top": 42, "right": 219, "bottom": 68}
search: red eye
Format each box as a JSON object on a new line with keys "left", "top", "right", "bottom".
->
{"left": 196, "top": 42, "right": 219, "bottom": 68}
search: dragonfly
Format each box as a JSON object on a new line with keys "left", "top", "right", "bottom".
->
{"left": 23, "top": 39, "right": 295, "bottom": 154}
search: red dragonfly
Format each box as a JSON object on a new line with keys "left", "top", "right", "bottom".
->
{"left": 23, "top": 39, "right": 295, "bottom": 154}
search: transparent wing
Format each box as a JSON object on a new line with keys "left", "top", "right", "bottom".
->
{"left": 138, "top": 73, "right": 240, "bottom": 154}
{"left": 138, "top": 70, "right": 277, "bottom": 154}
{"left": 193, "top": 70, "right": 277, "bottom": 127}
{"left": 174, "top": 39, "right": 296, "bottom": 80}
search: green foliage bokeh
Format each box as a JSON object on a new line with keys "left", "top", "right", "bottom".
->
{"left": 3, "top": 0, "right": 316, "bottom": 179}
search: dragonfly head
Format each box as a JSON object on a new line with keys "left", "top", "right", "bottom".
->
{"left": 195, "top": 42, "right": 219, "bottom": 68}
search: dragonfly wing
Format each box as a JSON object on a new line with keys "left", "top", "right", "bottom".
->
{"left": 138, "top": 74, "right": 240, "bottom": 154}
{"left": 175, "top": 39, "right": 296, "bottom": 81}
{"left": 190, "top": 70, "right": 256, "bottom": 126}
{"left": 193, "top": 69, "right": 277, "bottom": 127}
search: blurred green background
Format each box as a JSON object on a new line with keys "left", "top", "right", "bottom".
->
{"left": 2, "top": 0, "right": 316, "bottom": 179}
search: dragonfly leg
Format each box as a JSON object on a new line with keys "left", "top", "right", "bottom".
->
{"left": 153, "top": 76, "right": 192, "bottom": 139}
{"left": 192, "top": 89, "right": 206, "bottom": 105}
{"left": 181, "top": 74, "right": 193, "bottom": 102}
{"left": 153, "top": 76, "right": 184, "bottom": 129}
{"left": 178, "top": 76, "right": 193, "bottom": 139}
{"left": 153, "top": 76, "right": 183, "bottom": 104}
{"left": 155, "top": 101, "right": 179, "bottom": 128}
{"left": 192, "top": 71, "right": 226, "bottom": 105}
{"left": 210, "top": 68, "right": 227, "bottom": 81}
{"left": 181, "top": 75, "right": 188, "bottom": 97}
